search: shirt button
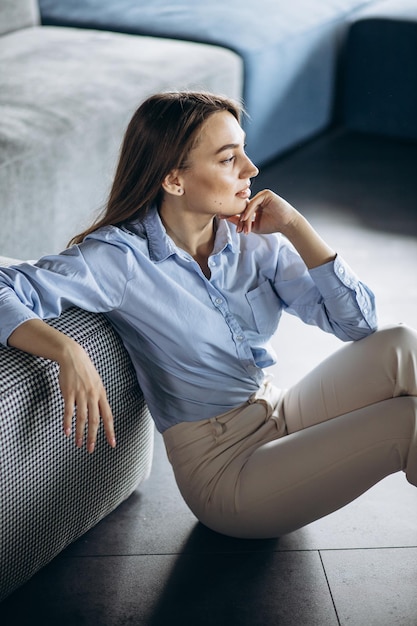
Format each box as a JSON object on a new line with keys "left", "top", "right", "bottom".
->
{"left": 338, "top": 267, "right": 345, "bottom": 275}
{"left": 215, "top": 297, "right": 223, "bottom": 305}
{"left": 209, "top": 260, "right": 216, "bottom": 267}
{"left": 236, "top": 335, "right": 244, "bottom": 341}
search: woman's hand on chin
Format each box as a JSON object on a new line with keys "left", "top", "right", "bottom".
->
{"left": 228, "top": 189, "right": 299, "bottom": 236}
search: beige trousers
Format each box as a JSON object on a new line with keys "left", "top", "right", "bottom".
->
{"left": 163, "top": 325, "right": 417, "bottom": 538}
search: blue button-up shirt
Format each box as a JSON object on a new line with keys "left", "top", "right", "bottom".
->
{"left": 0, "top": 206, "right": 377, "bottom": 432}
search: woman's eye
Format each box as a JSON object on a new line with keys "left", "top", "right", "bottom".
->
{"left": 222, "top": 156, "right": 235, "bottom": 164}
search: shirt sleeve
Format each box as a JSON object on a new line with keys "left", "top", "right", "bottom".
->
{"left": 0, "top": 237, "right": 132, "bottom": 346}
{"left": 274, "top": 241, "right": 377, "bottom": 341}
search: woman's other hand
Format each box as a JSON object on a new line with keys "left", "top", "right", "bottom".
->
{"left": 8, "top": 319, "right": 115, "bottom": 453}
{"left": 59, "top": 341, "right": 116, "bottom": 453}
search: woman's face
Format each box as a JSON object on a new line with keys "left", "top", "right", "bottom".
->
{"left": 178, "top": 111, "right": 259, "bottom": 218}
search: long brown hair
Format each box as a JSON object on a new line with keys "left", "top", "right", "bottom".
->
{"left": 69, "top": 91, "right": 242, "bottom": 245}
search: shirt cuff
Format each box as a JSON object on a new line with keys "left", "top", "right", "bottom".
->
{"left": 309, "top": 254, "right": 359, "bottom": 296}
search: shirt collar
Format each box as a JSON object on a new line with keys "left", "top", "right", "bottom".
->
{"left": 141, "top": 205, "right": 239, "bottom": 262}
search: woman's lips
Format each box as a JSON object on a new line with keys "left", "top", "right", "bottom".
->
{"left": 236, "top": 187, "right": 251, "bottom": 199}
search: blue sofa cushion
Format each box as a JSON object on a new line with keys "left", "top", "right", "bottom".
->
{"left": 39, "top": 0, "right": 383, "bottom": 164}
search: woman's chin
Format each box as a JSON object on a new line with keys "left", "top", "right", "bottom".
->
{"left": 217, "top": 202, "right": 247, "bottom": 221}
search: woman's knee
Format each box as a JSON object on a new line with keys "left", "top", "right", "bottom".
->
{"left": 367, "top": 324, "right": 417, "bottom": 394}
{"left": 374, "top": 323, "right": 417, "bottom": 352}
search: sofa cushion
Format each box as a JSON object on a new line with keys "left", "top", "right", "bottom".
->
{"left": 39, "top": 0, "right": 385, "bottom": 164}
{"left": 0, "top": 26, "right": 242, "bottom": 258}
{"left": 0, "top": 0, "right": 39, "bottom": 36}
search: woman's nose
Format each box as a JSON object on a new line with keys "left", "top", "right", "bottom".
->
{"left": 242, "top": 155, "right": 259, "bottom": 178}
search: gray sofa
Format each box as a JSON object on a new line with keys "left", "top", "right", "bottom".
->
{"left": 0, "top": 0, "right": 242, "bottom": 260}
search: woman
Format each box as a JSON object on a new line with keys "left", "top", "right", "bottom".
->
{"left": 1, "top": 91, "right": 416, "bottom": 538}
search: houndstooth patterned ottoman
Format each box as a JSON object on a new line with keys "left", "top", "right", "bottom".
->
{"left": 0, "top": 268, "right": 154, "bottom": 600}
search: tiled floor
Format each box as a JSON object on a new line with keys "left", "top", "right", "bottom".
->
{"left": 1, "top": 130, "right": 416, "bottom": 625}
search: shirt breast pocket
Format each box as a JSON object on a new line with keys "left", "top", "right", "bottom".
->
{"left": 245, "top": 279, "right": 281, "bottom": 337}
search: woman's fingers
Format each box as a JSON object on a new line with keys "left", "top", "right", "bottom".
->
{"left": 59, "top": 346, "right": 115, "bottom": 453}
{"left": 236, "top": 189, "right": 299, "bottom": 235}
{"left": 75, "top": 396, "right": 89, "bottom": 449}
{"left": 72, "top": 392, "right": 115, "bottom": 454}
{"left": 236, "top": 190, "right": 269, "bottom": 233}
{"left": 83, "top": 395, "right": 116, "bottom": 453}
{"left": 84, "top": 400, "right": 100, "bottom": 454}
{"left": 63, "top": 392, "right": 75, "bottom": 438}
{"left": 64, "top": 392, "right": 115, "bottom": 454}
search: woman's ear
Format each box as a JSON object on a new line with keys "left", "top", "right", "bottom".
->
{"left": 162, "top": 170, "right": 184, "bottom": 196}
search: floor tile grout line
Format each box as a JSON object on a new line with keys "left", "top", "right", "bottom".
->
{"left": 61, "top": 544, "right": 417, "bottom": 559}
{"left": 312, "top": 545, "right": 417, "bottom": 553}
{"left": 319, "top": 550, "right": 341, "bottom": 626}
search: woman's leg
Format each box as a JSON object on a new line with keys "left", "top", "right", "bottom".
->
{"left": 282, "top": 324, "right": 417, "bottom": 433}
{"left": 228, "top": 325, "right": 417, "bottom": 538}
{"left": 233, "top": 396, "right": 416, "bottom": 538}
{"left": 166, "top": 325, "right": 417, "bottom": 539}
